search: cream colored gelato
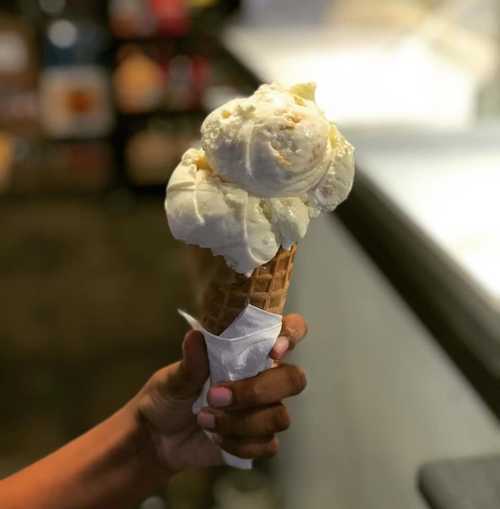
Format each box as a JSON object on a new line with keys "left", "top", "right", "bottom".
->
{"left": 201, "top": 82, "right": 334, "bottom": 198}
{"left": 166, "top": 148, "right": 280, "bottom": 274}
{"left": 165, "top": 82, "right": 355, "bottom": 274}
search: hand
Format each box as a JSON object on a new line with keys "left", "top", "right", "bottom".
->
{"left": 134, "top": 314, "right": 308, "bottom": 475}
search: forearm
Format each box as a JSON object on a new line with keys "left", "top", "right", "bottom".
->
{"left": 0, "top": 402, "right": 169, "bottom": 509}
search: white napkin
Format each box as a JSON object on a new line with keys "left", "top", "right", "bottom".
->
{"left": 179, "top": 305, "right": 282, "bottom": 470}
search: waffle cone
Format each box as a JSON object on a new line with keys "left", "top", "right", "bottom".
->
{"left": 200, "top": 245, "right": 297, "bottom": 335}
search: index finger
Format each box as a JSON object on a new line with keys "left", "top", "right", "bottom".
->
{"left": 208, "top": 363, "right": 307, "bottom": 410}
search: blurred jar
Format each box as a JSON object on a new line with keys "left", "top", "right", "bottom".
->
{"left": 114, "top": 45, "right": 167, "bottom": 113}
{"left": 39, "top": 1, "right": 114, "bottom": 139}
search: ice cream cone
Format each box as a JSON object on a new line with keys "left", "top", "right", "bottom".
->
{"left": 201, "top": 245, "right": 297, "bottom": 335}
{"left": 182, "top": 245, "right": 216, "bottom": 315}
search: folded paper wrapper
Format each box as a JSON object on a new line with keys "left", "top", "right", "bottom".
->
{"left": 179, "top": 305, "right": 283, "bottom": 470}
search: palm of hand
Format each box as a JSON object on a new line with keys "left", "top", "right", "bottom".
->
{"left": 151, "top": 396, "right": 221, "bottom": 472}
{"left": 138, "top": 363, "right": 221, "bottom": 473}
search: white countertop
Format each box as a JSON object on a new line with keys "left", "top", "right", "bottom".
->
{"left": 348, "top": 126, "right": 500, "bottom": 311}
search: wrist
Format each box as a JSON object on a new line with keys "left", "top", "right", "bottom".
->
{"left": 1, "top": 398, "right": 174, "bottom": 509}
{"left": 123, "top": 398, "right": 174, "bottom": 487}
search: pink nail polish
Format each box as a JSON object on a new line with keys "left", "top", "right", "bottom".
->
{"left": 197, "top": 411, "right": 215, "bottom": 430}
{"left": 209, "top": 387, "right": 233, "bottom": 408}
{"left": 272, "top": 337, "right": 289, "bottom": 358}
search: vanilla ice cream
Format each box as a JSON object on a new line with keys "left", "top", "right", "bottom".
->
{"left": 166, "top": 82, "right": 355, "bottom": 274}
{"left": 201, "top": 82, "right": 333, "bottom": 198}
{"left": 166, "top": 148, "right": 280, "bottom": 274}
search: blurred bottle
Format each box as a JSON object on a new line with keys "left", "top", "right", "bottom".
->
{"left": 114, "top": 44, "right": 168, "bottom": 114}
{"left": 35, "top": 1, "right": 114, "bottom": 193}
{"left": 39, "top": 0, "right": 113, "bottom": 139}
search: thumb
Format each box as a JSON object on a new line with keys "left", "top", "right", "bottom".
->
{"left": 166, "top": 330, "right": 209, "bottom": 400}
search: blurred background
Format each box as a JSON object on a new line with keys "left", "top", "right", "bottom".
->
{"left": 1, "top": 0, "right": 500, "bottom": 508}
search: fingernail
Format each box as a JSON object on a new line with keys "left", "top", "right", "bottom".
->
{"left": 272, "top": 337, "right": 289, "bottom": 359}
{"left": 197, "top": 411, "right": 215, "bottom": 430}
{"left": 208, "top": 387, "right": 232, "bottom": 408}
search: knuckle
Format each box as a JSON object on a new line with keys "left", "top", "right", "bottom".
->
{"left": 287, "top": 366, "right": 307, "bottom": 395}
{"left": 273, "top": 406, "right": 291, "bottom": 432}
{"left": 150, "top": 371, "right": 161, "bottom": 384}
{"left": 244, "top": 381, "right": 264, "bottom": 407}
{"left": 136, "top": 392, "right": 155, "bottom": 419}
{"left": 264, "top": 438, "right": 279, "bottom": 458}
{"left": 285, "top": 314, "right": 308, "bottom": 340}
{"left": 149, "top": 369, "right": 166, "bottom": 389}
{"left": 283, "top": 317, "right": 297, "bottom": 338}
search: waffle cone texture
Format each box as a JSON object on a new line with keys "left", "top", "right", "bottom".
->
{"left": 201, "top": 245, "right": 297, "bottom": 335}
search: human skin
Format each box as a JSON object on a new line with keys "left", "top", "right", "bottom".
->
{"left": 0, "top": 314, "right": 308, "bottom": 509}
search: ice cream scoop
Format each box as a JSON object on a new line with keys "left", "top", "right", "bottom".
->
{"left": 166, "top": 148, "right": 310, "bottom": 274}
{"left": 201, "top": 82, "right": 335, "bottom": 198}
{"left": 165, "top": 82, "right": 355, "bottom": 274}
{"left": 308, "top": 123, "right": 355, "bottom": 217}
